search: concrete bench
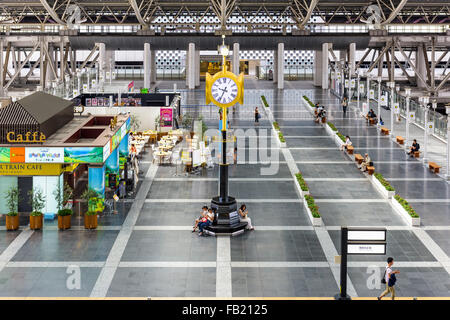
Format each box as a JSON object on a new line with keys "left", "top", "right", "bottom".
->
{"left": 428, "top": 162, "right": 442, "bottom": 173}
{"left": 367, "top": 166, "right": 375, "bottom": 175}
{"left": 381, "top": 127, "right": 390, "bottom": 135}
{"left": 354, "top": 154, "right": 363, "bottom": 164}
{"left": 346, "top": 145, "right": 354, "bottom": 155}
{"left": 396, "top": 136, "right": 405, "bottom": 145}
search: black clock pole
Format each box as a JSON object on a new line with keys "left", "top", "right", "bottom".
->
{"left": 205, "top": 107, "right": 247, "bottom": 236}
{"left": 219, "top": 128, "right": 228, "bottom": 202}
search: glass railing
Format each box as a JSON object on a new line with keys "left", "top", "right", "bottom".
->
{"left": 357, "top": 80, "right": 448, "bottom": 140}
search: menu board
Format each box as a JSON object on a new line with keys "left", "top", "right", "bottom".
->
{"left": 160, "top": 108, "right": 173, "bottom": 127}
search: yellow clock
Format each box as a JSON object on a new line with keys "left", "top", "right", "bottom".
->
{"left": 206, "top": 68, "right": 244, "bottom": 108}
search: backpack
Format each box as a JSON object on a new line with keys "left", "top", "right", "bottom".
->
{"left": 388, "top": 273, "right": 397, "bottom": 287}
{"left": 381, "top": 269, "right": 386, "bottom": 284}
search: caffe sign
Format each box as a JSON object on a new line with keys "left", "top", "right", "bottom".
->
{"left": 0, "top": 163, "right": 63, "bottom": 176}
{"left": 6, "top": 132, "right": 46, "bottom": 143}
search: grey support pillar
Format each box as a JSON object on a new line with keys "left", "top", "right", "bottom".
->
{"left": 106, "top": 50, "right": 115, "bottom": 82}
{"left": 150, "top": 49, "right": 156, "bottom": 84}
{"left": 144, "top": 43, "right": 151, "bottom": 89}
{"left": 0, "top": 40, "right": 4, "bottom": 96}
{"left": 313, "top": 50, "right": 322, "bottom": 87}
{"left": 446, "top": 106, "right": 450, "bottom": 179}
{"left": 349, "top": 43, "right": 356, "bottom": 77}
{"left": 96, "top": 42, "right": 106, "bottom": 86}
{"left": 322, "top": 43, "right": 329, "bottom": 89}
{"left": 187, "top": 43, "right": 196, "bottom": 89}
{"left": 59, "top": 40, "right": 65, "bottom": 82}
{"left": 273, "top": 50, "right": 277, "bottom": 84}
{"left": 416, "top": 48, "right": 427, "bottom": 89}
{"left": 232, "top": 43, "right": 240, "bottom": 75}
{"left": 40, "top": 38, "right": 47, "bottom": 89}
{"left": 277, "top": 43, "right": 284, "bottom": 89}
{"left": 46, "top": 45, "right": 55, "bottom": 84}
{"left": 195, "top": 49, "right": 200, "bottom": 87}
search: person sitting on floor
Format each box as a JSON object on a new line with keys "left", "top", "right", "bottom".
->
{"left": 198, "top": 208, "right": 215, "bottom": 236}
{"left": 192, "top": 205, "right": 208, "bottom": 233}
{"left": 238, "top": 204, "right": 254, "bottom": 230}
{"left": 359, "top": 153, "right": 372, "bottom": 172}
{"left": 366, "top": 109, "right": 377, "bottom": 124}
{"left": 340, "top": 135, "right": 352, "bottom": 151}
{"left": 407, "top": 139, "right": 420, "bottom": 157}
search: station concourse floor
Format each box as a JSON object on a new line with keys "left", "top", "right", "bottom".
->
{"left": 0, "top": 81, "right": 449, "bottom": 298}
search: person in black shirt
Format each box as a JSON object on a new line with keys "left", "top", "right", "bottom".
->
{"left": 407, "top": 139, "right": 420, "bottom": 157}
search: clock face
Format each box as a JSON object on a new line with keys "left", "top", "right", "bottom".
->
{"left": 211, "top": 77, "right": 238, "bottom": 105}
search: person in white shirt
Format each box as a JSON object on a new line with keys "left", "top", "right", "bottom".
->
{"left": 378, "top": 257, "right": 400, "bottom": 300}
{"left": 198, "top": 208, "right": 215, "bottom": 236}
{"left": 340, "top": 135, "right": 352, "bottom": 151}
{"left": 238, "top": 204, "right": 254, "bottom": 230}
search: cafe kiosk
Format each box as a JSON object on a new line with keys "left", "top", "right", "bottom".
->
{"left": 0, "top": 92, "right": 131, "bottom": 217}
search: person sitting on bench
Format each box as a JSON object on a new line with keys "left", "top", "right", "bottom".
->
{"left": 340, "top": 135, "right": 352, "bottom": 151}
{"left": 407, "top": 139, "right": 420, "bottom": 157}
{"left": 314, "top": 102, "right": 320, "bottom": 113}
{"left": 315, "top": 106, "right": 326, "bottom": 123}
{"left": 192, "top": 205, "right": 208, "bottom": 233}
{"left": 366, "top": 109, "right": 377, "bottom": 124}
{"left": 359, "top": 153, "right": 372, "bottom": 172}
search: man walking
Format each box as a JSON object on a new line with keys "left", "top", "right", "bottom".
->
{"left": 378, "top": 257, "right": 400, "bottom": 300}
{"left": 341, "top": 97, "right": 348, "bottom": 116}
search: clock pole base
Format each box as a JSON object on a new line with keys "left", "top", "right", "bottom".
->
{"left": 204, "top": 196, "right": 247, "bottom": 236}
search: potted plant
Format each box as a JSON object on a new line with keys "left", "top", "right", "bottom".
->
{"left": 53, "top": 182, "right": 73, "bottom": 230}
{"left": 5, "top": 187, "right": 20, "bottom": 231}
{"left": 28, "top": 187, "right": 46, "bottom": 230}
{"left": 81, "top": 188, "right": 100, "bottom": 229}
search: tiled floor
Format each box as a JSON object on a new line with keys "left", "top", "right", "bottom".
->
{"left": 0, "top": 82, "right": 448, "bottom": 298}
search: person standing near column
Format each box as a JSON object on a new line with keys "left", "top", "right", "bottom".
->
{"left": 342, "top": 96, "right": 348, "bottom": 116}
{"left": 254, "top": 107, "right": 260, "bottom": 123}
{"left": 378, "top": 257, "right": 400, "bottom": 300}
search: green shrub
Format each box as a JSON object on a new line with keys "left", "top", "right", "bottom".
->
{"left": 327, "top": 122, "right": 338, "bottom": 132}
{"left": 85, "top": 211, "right": 98, "bottom": 216}
{"left": 302, "top": 95, "right": 315, "bottom": 108}
{"left": 337, "top": 132, "right": 346, "bottom": 142}
{"left": 273, "top": 122, "right": 280, "bottom": 131}
{"left": 30, "top": 211, "right": 43, "bottom": 217}
{"left": 57, "top": 208, "right": 73, "bottom": 216}
{"left": 261, "top": 95, "right": 269, "bottom": 108}
{"left": 295, "top": 172, "right": 309, "bottom": 191}
{"left": 394, "top": 195, "right": 419, "bottom": 218}
{"left": 278, "top": 131, "right": 286, "bottom": 143}
{"left": 374, "top": 173, "right": 395, "bottom": 192}
{"left": 304, "top": 195, "right": 321, "bottom": 218}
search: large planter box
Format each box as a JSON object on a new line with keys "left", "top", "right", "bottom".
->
{"left": 58, "top": 215, "right": 72, "bottom": 230}
{"left": 84, "top": 214, "right": 98, "bottom": 229}
{"left": 391, "top": 197, "right": 420, "bottom": 227}
{"left": 294, "top": 178, "right": 310, "bottom": 199}
{"left": 325, "top": 124, "right": 337, "bottom": 136}
{"left": 303, "top": 198, "right": 322, "bottom": 227}
{"left": 302, "top": 98, "right": 314, "bottom": 112}
{"left": 371, "top": 175, "right": 395, "bottom": 199}
{"left": 334, "top": 134, "right": 345, "bottom": 147}
{"left": 30, "top": 215, "right": 43, "bottom": 230}
{"left": 6, "top": 215, "right": 19, "bottom": 231}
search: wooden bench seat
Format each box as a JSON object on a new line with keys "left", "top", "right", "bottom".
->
{"left": 321, "top": 116, "right": 326, "bottom": 123}
{"left": 346, "top": 145, "right": 354, "bottom": 155}
{"left": 396, "top": 136, "right": 405, "bottom": 145}
{"left": 381, "top": 127, "right": 390, "bottom": 135}
{"left": 414, "top": 151, "right": 420, "bottom": 158}
{"left": 367, "top": 166, "right": 375, "bottom": 175}
{"left": 354, "top": 154, "right": 363, "bottom": 164}
{"left": 369, "top": 118, "right": 376, "bottom": 125}
{"left": 428, "top": 162, "right": 442, "bottom": 173}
